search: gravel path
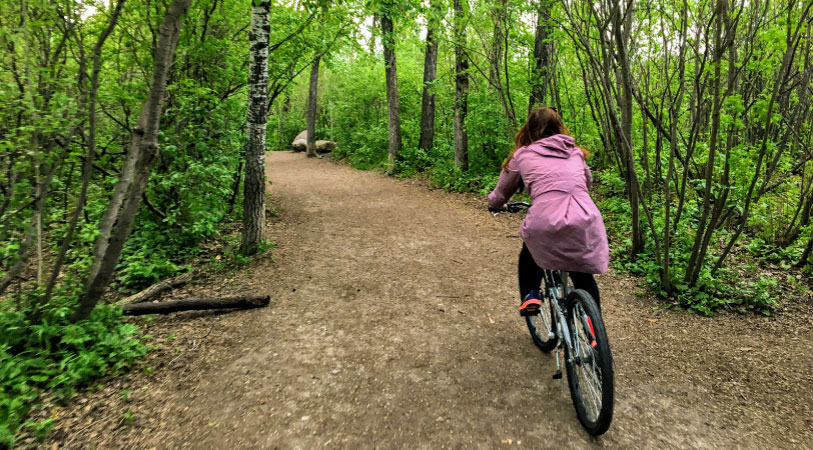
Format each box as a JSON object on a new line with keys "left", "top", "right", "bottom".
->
{"left": 48, "top": 151, "right": 813, "bottom": 449}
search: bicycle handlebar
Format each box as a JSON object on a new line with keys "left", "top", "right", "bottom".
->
{"left": 490, "top": 201, "right": 530, "bottom": 215}
{"left": 506, "top": 202, "right": 530, "bottom": 212}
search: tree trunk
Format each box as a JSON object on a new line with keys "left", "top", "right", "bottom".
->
{"left": 72, "top": 0, "right": 193, "bottom": 322}
{"left": 686, "top": 0, "right": 730, "bottom": 285}
{"left": 122, "top": 295, "right": 270, "bottom": 316}
{"left": 611, "top": 0, "right": 641, "bottom": 255}
{"left": 640, "top": 97, "right": 652, "bottom": 202}
{"left": 453, "top": 0, "right": 469, "bottom": 170}
{"left": 241, "top": 0, "right": 271, "bottom": 257}
{"left": 662, "top": 0, "right": 689, "bottom": 295}
{"left": 500, "top": 2, "right": 518, "bottom": 130}
{"left": 489, "top": 0, "right": 504, "bottom": 88}
{"left": 486, "top": 0, "right": 517, "bottom": 132}
{"left": 418, "top": 0, "right": 440, "bottom": 152}
{"left": 529, "top": 0, "right": 552, "bottom": 113}
{"left": 306, "top": 54, "right": 321, "bottom": 158}
{"left": 381, "top": 7, "right": 402, "bottom": 173}
{"left": 279, "top": 91, "right": 290, "bottom": 140}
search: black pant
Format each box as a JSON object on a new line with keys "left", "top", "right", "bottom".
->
{"left": 518, "top": 243, "right": 601, "bottom": 308}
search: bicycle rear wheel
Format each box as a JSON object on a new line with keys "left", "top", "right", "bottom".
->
{"left": 564, "top": 289, "right": 614, "bottom": 436}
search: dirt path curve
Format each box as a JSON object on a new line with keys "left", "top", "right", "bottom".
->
{"left": 51, "top": 151, "right": 812, "bottom": 449}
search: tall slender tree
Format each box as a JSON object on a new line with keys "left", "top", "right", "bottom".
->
{"left": 529, "top": 0, "right": 553, "bottom": 112}
{"left": 611, "top": 0, "right": 642, "bottom": 256}
{"left": 381, "top": 1, "right": 402, "bottom": 173}
{"left": 418, "top": 0, "right": 440, "bottom": 152}
{"left": 72, "top": 0, "right": 194, "bottom": 321}
{"left": 453, "top": 0, "right": 469, "bottom": 170}
{"left": 240, "top": 0, "right": 271, "bottom": 256}
{"left": 45, "top": 0, "right": 126, "bottom": 303}
{"left": 306, "top": 54, "right": 321, "bottom": 158}
{"left": 685, "top": 0, "right": 727, "bottom": 284}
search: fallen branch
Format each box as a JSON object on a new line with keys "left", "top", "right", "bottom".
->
{"left": 116, "top": 271, "right": 194, "bottom": 305}
{"left": 122, "top": 295, "right": 270, "bottom": 316}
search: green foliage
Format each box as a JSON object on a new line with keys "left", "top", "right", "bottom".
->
{"left": 428, "top": 158, "right": 488, "bottom": 192}
{"left": 121, "top": 409, "right": 135, "bottom": 425}
{"left": 0, "top": 299, "right": 145, "bottom": 445}
{"left": 597, "top": 176, "right": 782, "bottom": 315}
{"left": 117, "top": 244, "right": 183, "bottom": 290}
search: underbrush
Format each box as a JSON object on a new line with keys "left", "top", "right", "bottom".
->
{"left": 333, "top": 143, "right": 501, "bottom": 194}
{"left": 0, "top": 214, "right": 274, "bottom": 446}
{"left": 113, "top": 189, "right": 244, "bottom": 293}
{"left": 594, "top": 170, "right": 797, "bottom": 316}
{"left": 0, "top": 296, "right": 146, "bottom": 446}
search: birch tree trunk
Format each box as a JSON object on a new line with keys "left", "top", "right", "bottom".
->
{"left": 72, "top": 0, "right": 193, "bottom": 322}
{"left": 418, "top": 0, "right": 440, "bottom": 152}
{"left": 453, "top": 0, "right": 469, "bottom": 171}
{"left": 381, "top": 5, "right": 402, "bottom": 174}
{"left": 306, "top": 54, "right": 320, "bottom": 158}
{"left": 240, "top": 0, "right": 270, "bottom": 256}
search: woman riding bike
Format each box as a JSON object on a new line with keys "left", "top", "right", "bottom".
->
{"left": 487, "top": 107, "right": 609, "bottom": 316}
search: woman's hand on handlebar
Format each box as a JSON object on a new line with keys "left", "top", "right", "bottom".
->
{"left": 490, "top": 201, "right": 530, "bottom": 215}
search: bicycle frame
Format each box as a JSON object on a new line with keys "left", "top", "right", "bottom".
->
{"left": 543, "top": 270, "right": 576, "bottom": 370}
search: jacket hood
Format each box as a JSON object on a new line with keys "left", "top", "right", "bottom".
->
{"left": 526, "top": 134, "right": 578, "bottom": 159}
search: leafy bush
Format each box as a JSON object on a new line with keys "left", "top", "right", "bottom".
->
{"left": 117, "top": 246, "right": 182, "bottom": 290}
{"left": 597, "top": 174, "right": 781, "bottom": 315}
{"left": 0, "top": 299, "right": 146, "bottom": 446}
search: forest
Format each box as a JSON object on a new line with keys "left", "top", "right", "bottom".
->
{"left": 0, "top": 0, "right": 811, "bottom": 444}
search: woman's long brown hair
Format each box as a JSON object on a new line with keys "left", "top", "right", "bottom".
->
{"left": 502, "top": 107, "right": 588, "bottom": 170}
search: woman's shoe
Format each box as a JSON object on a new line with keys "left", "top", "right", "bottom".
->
{"left": 520, "top": 290, "right": 542, "bottom": 316}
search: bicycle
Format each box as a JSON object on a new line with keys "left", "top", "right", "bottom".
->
{"left": 492, "top": 201, "right": 614, "bottom": 436}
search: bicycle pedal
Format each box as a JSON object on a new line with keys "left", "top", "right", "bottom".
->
{"left": 552, "top": 370, "right": 562, "bottom": 380}
{"left": 519, "top": 298, "right": 542, "bottom": 316}
{"left": 519, "top": 308, "right": 540, "bottom": 317}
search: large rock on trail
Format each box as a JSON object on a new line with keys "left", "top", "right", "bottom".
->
{"left": 315, "top": 140, "right": 336, "bottom": 153}
{"left": 291, "top": 130, "right": 308, "bottom": 152}
{"left": 290, "top": 130, "right": 336, "bottom": 153}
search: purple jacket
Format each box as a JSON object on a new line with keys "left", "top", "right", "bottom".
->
{"left": 488, "top": 134, "right": 609, "bottom": 274}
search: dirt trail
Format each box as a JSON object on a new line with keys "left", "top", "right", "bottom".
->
{"left": 50, "top": 151, "right": 812, "bottom": 449}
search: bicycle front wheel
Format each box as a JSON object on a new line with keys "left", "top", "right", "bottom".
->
{"left": 564, "top": 289, "right": 614, "bottom": 436}
{"left": 525, "top": 293, "right": 557, "bottom": 352}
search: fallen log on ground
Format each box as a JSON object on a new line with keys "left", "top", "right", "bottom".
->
{"left": 116, "top": 271, "right": 195, "bottom": 305}
{"left": 122, "top": 295, "right": 270, "bottom": 316}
